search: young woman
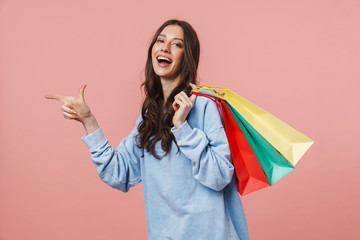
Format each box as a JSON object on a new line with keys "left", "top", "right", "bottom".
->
{"left": 46, "top": 19, "right": 249, "bottom": 240}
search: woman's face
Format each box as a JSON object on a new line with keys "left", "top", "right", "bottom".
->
{"left": 151, "top": 25, "right": 184, "bottom": 81}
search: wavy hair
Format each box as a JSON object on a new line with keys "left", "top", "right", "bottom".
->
{"left": 137, "top": 19, "right": 200, "bottom": 159}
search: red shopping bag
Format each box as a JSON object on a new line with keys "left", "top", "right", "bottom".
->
{"left": 219, "top": 100, "right": 270, "bottom": 195}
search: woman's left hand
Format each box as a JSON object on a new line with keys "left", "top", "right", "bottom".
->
{"left": 172, "top": 91, "right": 197, "bottom": 129}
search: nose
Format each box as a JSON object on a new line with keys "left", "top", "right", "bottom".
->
{"left": 161, "top": 42, "right": 170, "bottom": 53}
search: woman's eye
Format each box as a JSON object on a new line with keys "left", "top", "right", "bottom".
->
{"left": 173, "top": 43, "right": 182, "bottom": 48}
{"left": 157, "top": 39, "right": 164, "bottom": 43}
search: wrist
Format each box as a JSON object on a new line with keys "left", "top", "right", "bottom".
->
{"left": 82, "top": 112, "right": 94, "bottom": 124}
{"left": 82, "top": 113, "right": 99, "bottom": 134}
{"left": 173, "top": 120, "right": 185, "bottom": 129}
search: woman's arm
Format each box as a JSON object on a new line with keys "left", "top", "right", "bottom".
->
{"left": 171, "top": 88, "right": 234, "bottom": 191}
{"left": 45, "top": 85, "right": 142, "bottom": 192}
{"left": 82, "top": 125, "right": 142, "bottom": 192}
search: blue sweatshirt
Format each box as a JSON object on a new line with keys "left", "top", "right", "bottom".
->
{"left": 81, "top": 96, "right": 249, "bottom": 240}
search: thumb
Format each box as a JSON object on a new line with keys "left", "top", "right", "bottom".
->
{"left": 78, "top": 84, "right": 87, "bottom": 100}
{"left": 190, "top": 94, "right": 197, "bottom": 104}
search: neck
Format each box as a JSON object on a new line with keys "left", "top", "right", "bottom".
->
{"left": 161, "top": 75, "right": 181, "bottom": 102}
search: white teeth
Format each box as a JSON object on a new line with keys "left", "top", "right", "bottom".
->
{"left": 157, "top": 56, "right": 172, "bottom": 63}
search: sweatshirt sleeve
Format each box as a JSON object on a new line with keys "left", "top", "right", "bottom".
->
{"left": 81, "top": 118, "right": 142, "bottom": 193}
{"left": 171, "top": 98, "right": 234, "bottom": 191}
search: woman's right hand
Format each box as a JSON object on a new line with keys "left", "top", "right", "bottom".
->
{"left": 45, "top": 84, "right": 99, "bottom": 134}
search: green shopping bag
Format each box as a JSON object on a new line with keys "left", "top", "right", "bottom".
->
{"left": 226, "top": 103, "right": 295, "bottom": 185}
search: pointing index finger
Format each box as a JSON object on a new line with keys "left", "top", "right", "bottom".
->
{"left": 45, "top": 94, "right": 66, "bottom": 102}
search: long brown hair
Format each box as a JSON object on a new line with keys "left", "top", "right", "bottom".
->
{"left": 137, "top": 19, "right": 200, "bottom": 159}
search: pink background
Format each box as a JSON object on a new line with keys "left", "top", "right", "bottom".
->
{"left": 1, "top": 0, "right": 359, "bottom": 239}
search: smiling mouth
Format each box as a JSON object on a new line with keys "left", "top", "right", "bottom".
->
{"left": 157, "top": 56, "right": 172, "bottom": 64}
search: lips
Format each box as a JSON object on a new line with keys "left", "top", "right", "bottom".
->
{"left": 156, "top": 55, "right": 172, "bottom": 67}
{"left": 157, "top": 56, "right": 172, "bottom": 63}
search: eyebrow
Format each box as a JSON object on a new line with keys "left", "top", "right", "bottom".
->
{"left": 158, "top": 34, "right": 184, "bottom": 42}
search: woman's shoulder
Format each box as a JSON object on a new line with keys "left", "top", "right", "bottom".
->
{"left": 193, "top": 93, "right": 219, "bottom": 111}
{"left": 188, "top": 94, "right": 223, "bottom": 133}
{"left": 191, "top": 94, "right": 221, "bottom": 121}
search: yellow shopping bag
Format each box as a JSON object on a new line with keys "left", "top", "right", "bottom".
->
{"left": 192, "top": 85, "right": 314, "bottom": 166}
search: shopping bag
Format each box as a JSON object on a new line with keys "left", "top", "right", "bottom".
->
{"left": 192, "top": 85, "right": 314, "bottom": 166}
{"left": 225, "top": 102, "right": 294, "bottom": 185}
{"left": 217, "top": 96, "right": 271, "bottom": 195}
{"left": 194, "top": 91, "right": 294, "bottom": 194}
